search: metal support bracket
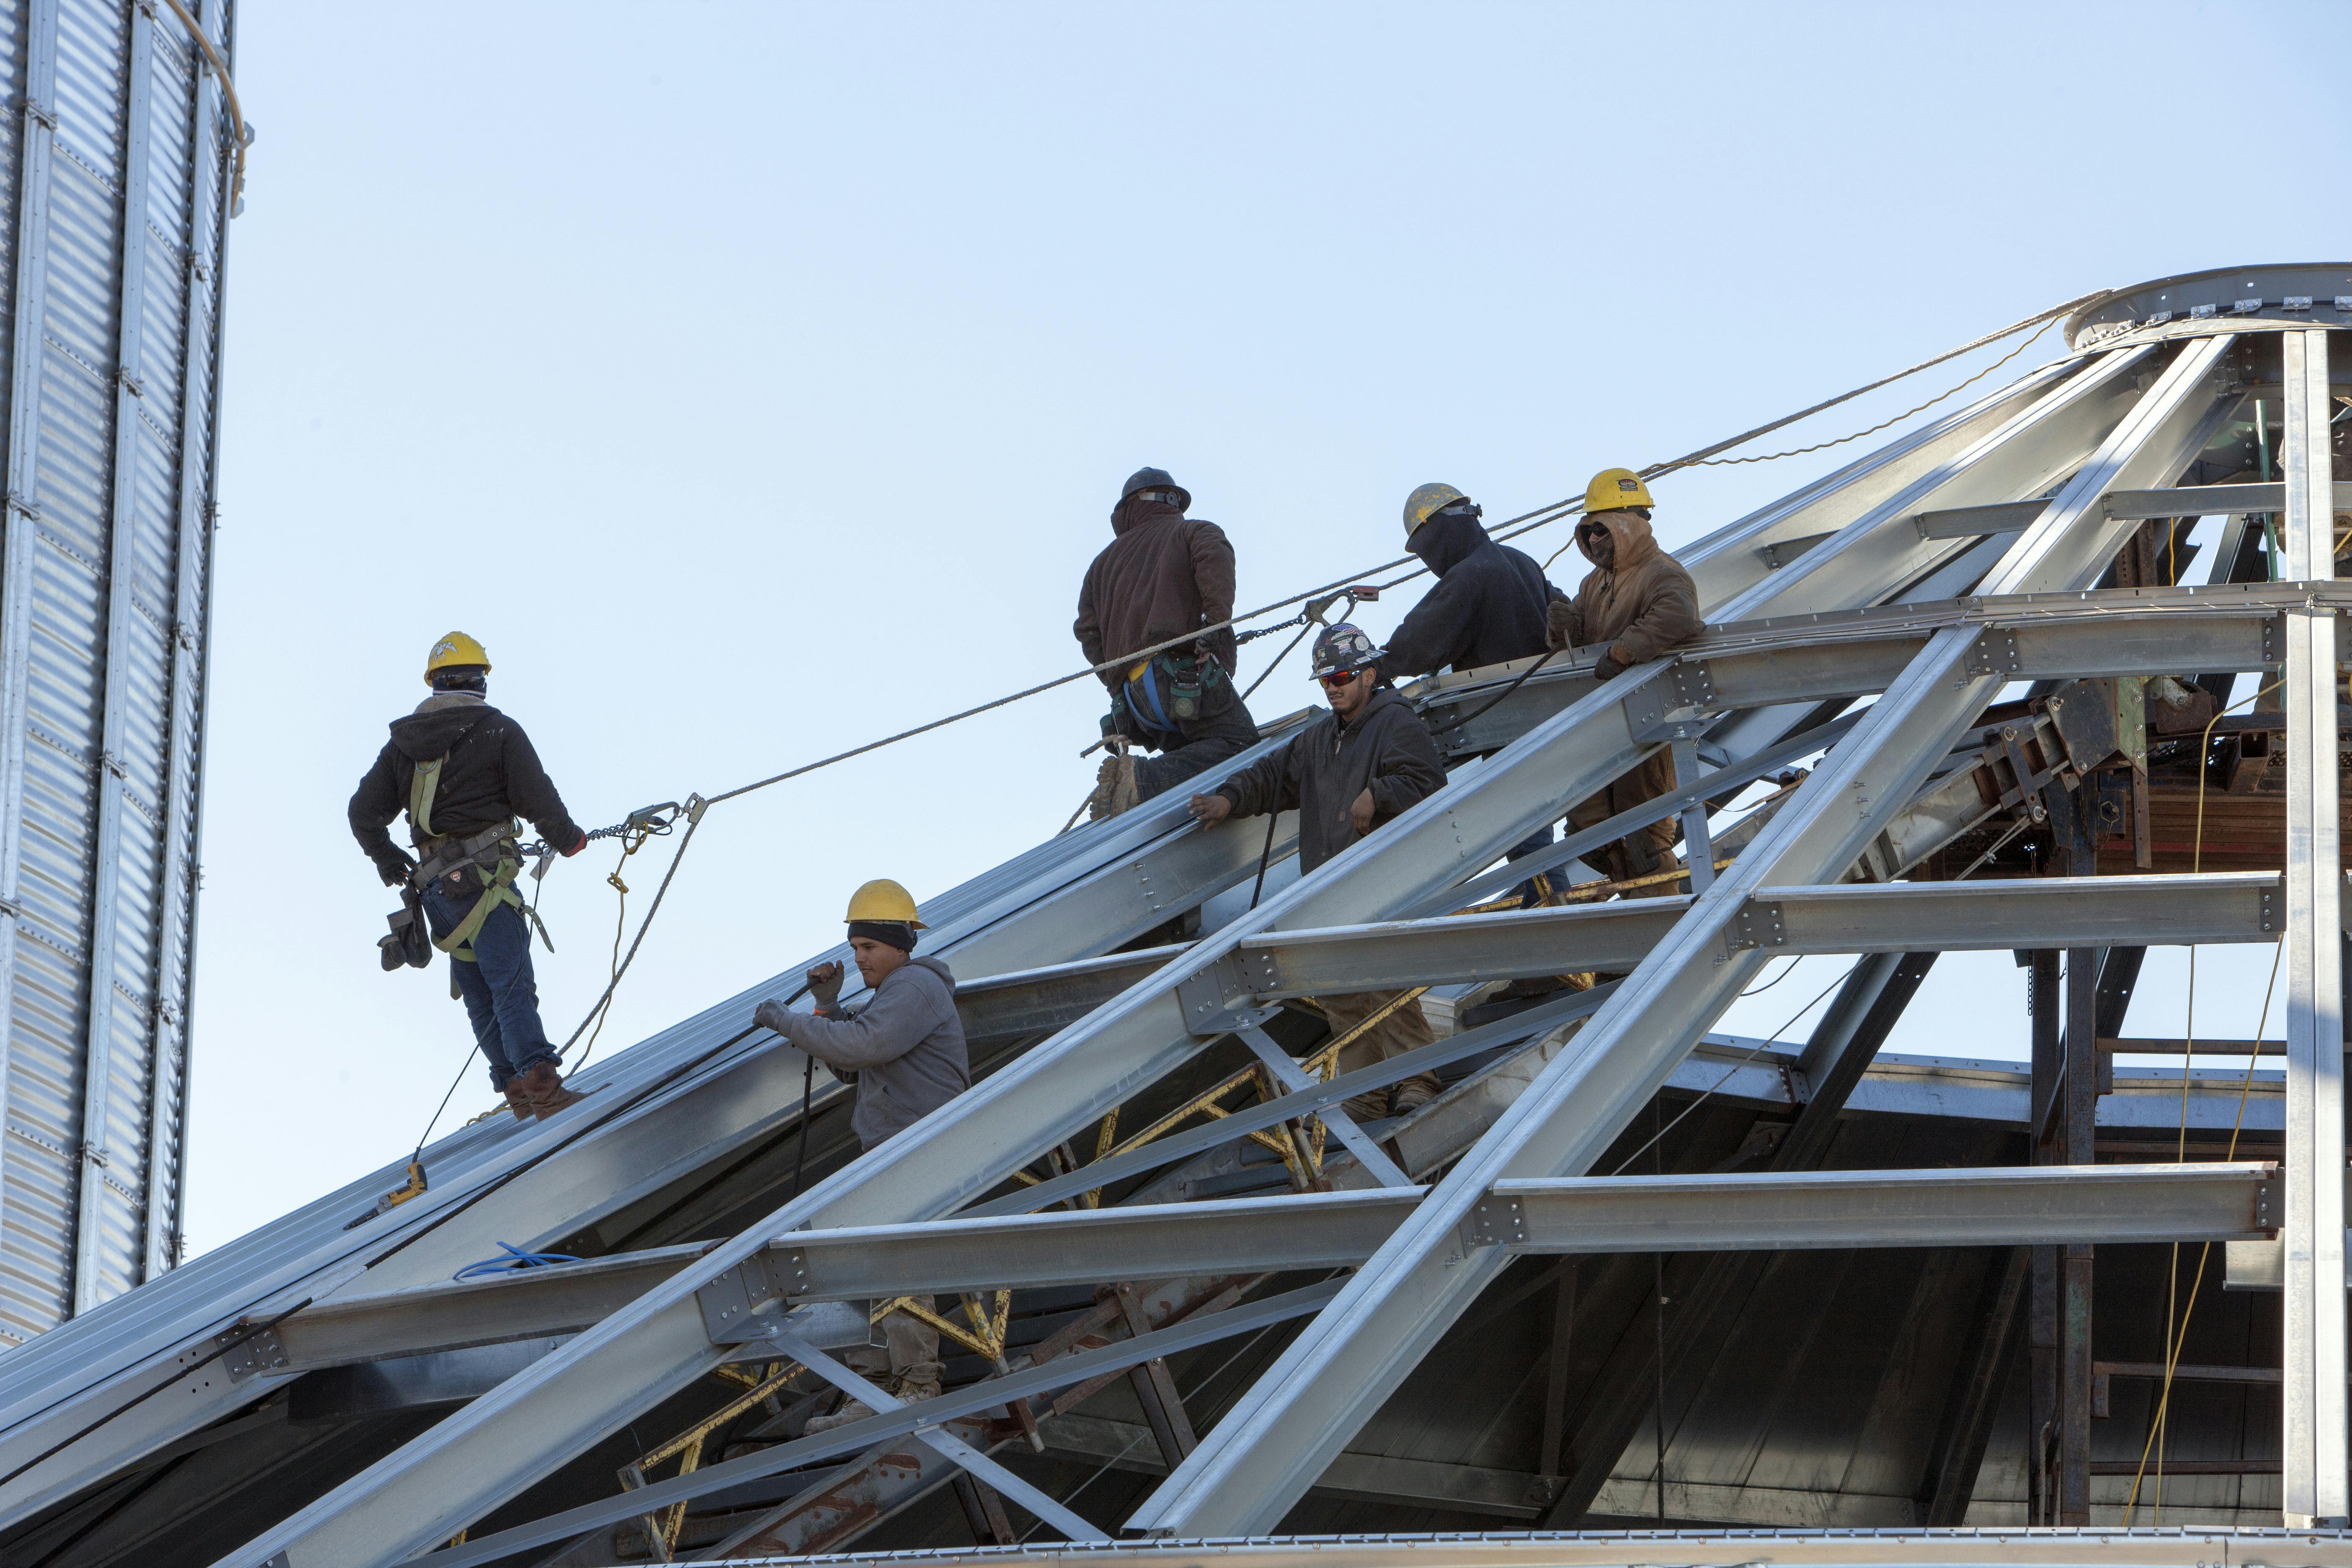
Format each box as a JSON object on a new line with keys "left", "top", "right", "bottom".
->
{"left": 1965, "top": 628, "right": 2021, "bottom": 681}
{"left": 218, "top": 1325, "right": 288, "bottom": 1383}
{"left": 1174, "top": 957, "right": 1276, "bottom": 1037}
{"left": 1622, "top": 666, "right": 1711, "bottom": 743}
{"left": 1726, "top": 898, "right": 1787, "bottom": 954}
{"left": 1458, "top": 1192, "right": 1528, "bottom": 1251}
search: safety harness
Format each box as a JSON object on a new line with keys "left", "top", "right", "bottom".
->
{"left": 407, "top": 753, "right": 548, "bottom": 992}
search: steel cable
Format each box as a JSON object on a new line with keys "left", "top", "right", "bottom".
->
{"left": 433, "top": 290, "right": 2099, "bottom": 1125}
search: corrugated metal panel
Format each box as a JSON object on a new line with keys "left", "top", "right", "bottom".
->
{"left": 0, "top": 0, "right": 231, "bottom": 1341}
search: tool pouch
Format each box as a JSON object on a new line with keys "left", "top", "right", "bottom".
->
{"left": 379, "top": 889, "right": 431, "bottom": 972}
{"left": 1166, "top": 656, "right": 1203, "bottom": 721}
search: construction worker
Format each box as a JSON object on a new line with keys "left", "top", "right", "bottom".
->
{"left": 1547, "top": 469, "right": 1705, "bottom": 883}
{"left": 1378, "top": 484, "right": 1562, "bottom": 681}
{"left": 1380, "top": 482, "right": 1565, "bottom": 899}
{"left": 1075, "top": 467, "right": 1261, "bottom": 819}
{"left": 349, "top": 633, "right": 592, "bottom": 1121}
{"left": 1188, "top": 624, "right": 1448, "bottom": 1120}
{"left": 753, "top": 879, "right": 970, "bottom": 1432}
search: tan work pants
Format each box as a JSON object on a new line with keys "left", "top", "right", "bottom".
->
{"left": 1320, "top": 989, "right": 1442, "bottom": 1121}
{"left": 1566, "top": 748, "right": 1681, "bottom": 888}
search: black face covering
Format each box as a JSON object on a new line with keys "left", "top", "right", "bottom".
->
{"left": 848, "top": 920, "right": 917, "bottom": 952}
{"left": 431, "top": 667, "right": 488, "bottom": 695}
{"left": 1408, "top": 509, "right": 1488, "bottom": 578}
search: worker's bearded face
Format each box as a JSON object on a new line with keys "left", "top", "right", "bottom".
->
{"left": 1580, "top": 523, "right": 1616, "bottom": 567}
{"left": 848, "top": 936, "right": 910, "bottom": 989}
{"left": 1326, "top": 667, "right": 1375, "bottom": 720}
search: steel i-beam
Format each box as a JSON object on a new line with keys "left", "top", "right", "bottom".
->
{"left": 1124, "top": 332, "right": 2239, "bottom": 1537}
{"left": 2280, "top": 325, "right": 2346, "bottom": 1529}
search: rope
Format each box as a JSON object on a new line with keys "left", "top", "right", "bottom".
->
{"left": 418, "top": 290, "right": 2098, "bottom": 1118}
{"left": 1676, "top": 315, "right": 2065, "bottom": 469}
{"left": 696, "top": 291, "right": 2094, "bottom": 814}
{"left": 451, "top": 1241, "right": 581, "bottom": 1282}
{"left": 152, "top": 0, "right": 250, "bottom": 217}
{"left": 2120, "top": 675, "right": 2282, "bottom": 1522}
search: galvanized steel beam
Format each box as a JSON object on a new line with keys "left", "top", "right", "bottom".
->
{"left": 758, "top": 1189, "right": 1422, "bottom": 1305}
{"left": 1125, "top": 332, "right": 2239, "bottom": 1537}
{"left": 1237, "top": 874, "right": 2280, "bottom": 998}
{"left": 1480, "top": 1163, "right": 2276, "bottom": 1254}
{"left": 2279, "top": 325, "right": 2346, "bottom": 1529}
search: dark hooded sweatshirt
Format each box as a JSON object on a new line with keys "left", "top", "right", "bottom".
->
{"left": 1074, "top": 498, "right": 1239, "bottom": 687}
{"left": 1380, "top": 512, "right": 1563, "bottom": 681}
{"left": 348, "top": 694, "right": 586, "bottom": 884}
{"left": 763, "top": 955, "right": 968, "bottom": 1150}
{"left": 1214, "top": 686, "right": 1447, "bottom": 874}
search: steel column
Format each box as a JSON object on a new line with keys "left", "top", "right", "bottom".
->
{"left": 2280, "top": 325, "right": 2345, "bottom": 1528}
{"left": 73, "top": 0, "right": 161, "bottom": 1318}
{"left": 144, "top": 0, "right": 239, "bottom": 1283}
{"left": 0, "top": 0, "right": 61, "bottom": 1349}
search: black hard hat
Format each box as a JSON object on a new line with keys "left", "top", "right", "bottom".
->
{"left": 1119, "top": 466, "right": 1191, "bottom": 510}
{"left": 1310, "top": 622, "right": 1382, "bottom": 681}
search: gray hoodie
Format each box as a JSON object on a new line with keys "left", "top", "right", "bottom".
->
{"left": 766, "top": 956, "right": 969, "bottom": 1150}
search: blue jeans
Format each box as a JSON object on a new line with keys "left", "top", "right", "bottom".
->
{"left": 423, "top": 883, "right": 555, "bottom": 1089}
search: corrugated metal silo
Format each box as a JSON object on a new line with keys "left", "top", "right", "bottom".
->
{"left": 0, "top": 0, "right": 237, "bottom": 1341}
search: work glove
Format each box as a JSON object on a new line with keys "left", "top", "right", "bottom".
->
{"left": 1544, "top": 598, "right": 1576, "bottom": 651}
{"left": 1593, "top": 652, "right": 1627, "bottom": 682}
{"left": 806, "top": 960, "right": 845, "bottom": 1012}
{"left": 562, "top": 830, "right": 588, "bottom": 857}
{"left": 753, "top": 998, "right": 795, "bottom": 1037}
{"left": 377, "top": 850, "right": 417, "bottom": 888}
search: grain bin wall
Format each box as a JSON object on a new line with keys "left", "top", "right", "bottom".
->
{"left": 0, "top": 0, "right": 235, "bottom": 1341}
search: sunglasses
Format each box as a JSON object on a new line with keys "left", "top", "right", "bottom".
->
{"left": 1318, "top": 669, "right": 1362, "bottom": 688}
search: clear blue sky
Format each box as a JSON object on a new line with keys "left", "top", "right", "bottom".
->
{"left": 182, "top": 1, "right": 2352, "bottom": 1254}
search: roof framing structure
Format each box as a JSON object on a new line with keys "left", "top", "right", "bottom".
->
{"left": 6, "top": 264, "right": 2352, "bottom": 1566}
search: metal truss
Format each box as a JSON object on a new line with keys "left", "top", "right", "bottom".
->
{"left": 5, "top": 276, "right": 2347, "bottom": 1564}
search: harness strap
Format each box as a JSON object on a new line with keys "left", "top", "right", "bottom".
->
{"left": 409, "top": 757, "right": 444, "bottom": 838}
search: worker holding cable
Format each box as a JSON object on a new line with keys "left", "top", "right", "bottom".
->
{"left": 753, "top": 878, "right": 969, "bottom": 1432}
{"left": 1187, "top": 624, "right": 1449, "bottom": 1121}
{"left": 348, "top": 633, "right": 593, "bottom": 1122}
{"left": 1075, "top": 466, "right": 1262, "bottom": 821}
{"left": 1547, "top": 469, "right": 1705, "bottom": 884}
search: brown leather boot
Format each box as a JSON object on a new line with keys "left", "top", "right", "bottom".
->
{"left": 516, "top": 1060, "right": 584, "bottom": 1119}
{"left": 500, "top": 1082, "right": 534, "bottom": 1123}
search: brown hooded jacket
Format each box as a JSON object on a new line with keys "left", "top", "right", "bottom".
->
{"left": 1545, "top": 508, "right": 1703, "bottom": 883}
{"left": 1544, "top": 507, "right": 1701, "bottom": 666}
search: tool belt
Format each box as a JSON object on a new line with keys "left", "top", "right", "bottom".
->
{"left": 1105, "top": 649, "right": 1227, "bottom": 748}
{"left": 378, "top": 748, "right": 549, "bottom": 992}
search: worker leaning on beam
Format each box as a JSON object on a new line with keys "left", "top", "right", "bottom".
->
{"left": 348, "top": 633, "right": 593, "bottom": 1122}
{"left": 1075, "top": 466, "right": 1262, "bottom": 820}
{"left": 1377, "top": 483, "right": 1563, "bottom": 683}
{"left": 1380, "top": 482, "right": 1567, "bottom": 895}
{"left": 753, "top": 879, "right": 971, "bottom": 1432}
{"left": 1188, "top": 624, "right": 1449, "bottom": 1120}
{"left": 1547, "top": 469, "right": 1705, "bottom": 885}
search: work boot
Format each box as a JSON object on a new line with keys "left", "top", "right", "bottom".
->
{"left": 500, "top": 1082, "right": 533, "bottom": 1123}
{"left": 1089, "top": 753, "right": 1141, "bottom": 823}
{"left": 1391, "top": 1075, "right": 1442, "bottom": 1116}
{"left": 516, "top": 1060, "right": 585, "bottom": 1120}
{"left": 803, "top": 1395, "right": 877, "bottom": 1436}
{"left": 892, "top": 1369, "right": 943, "bottom": 1406}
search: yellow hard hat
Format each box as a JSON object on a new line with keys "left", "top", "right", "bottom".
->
{"left": 1583, "top": 468, "right": 1653, "bottom": 514}
{"left": 1402, "top": 482, "right": 1469, "bottom": 539}
{"left": 845, "top": 878, "right": 927, "bottom": 928}
{"left": 423, "top": 631, "right": 491, "bottom": 682}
